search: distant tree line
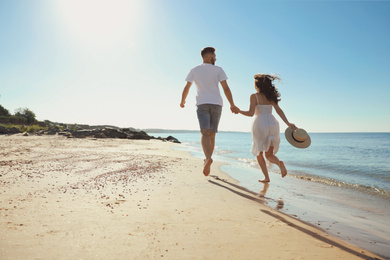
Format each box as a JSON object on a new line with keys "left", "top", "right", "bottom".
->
{"left": 0, "top": 104, "right": 37, "bottom": 125}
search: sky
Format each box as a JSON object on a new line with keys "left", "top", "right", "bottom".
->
{"left": 0, "top": 0, "right": 389, "bottom": 133}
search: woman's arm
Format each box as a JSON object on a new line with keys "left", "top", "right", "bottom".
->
{"left": 238, "top": 94, "right": 256, "bottom": 117}
{"left": 272, "top": 101, "right": 297, "bottom": 129}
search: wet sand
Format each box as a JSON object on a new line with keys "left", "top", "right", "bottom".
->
{"left": 221, "top": 160, "right": 390, "bottom": 258}
{"left": 0, "top": 135, "right": 384, "bottom": 259}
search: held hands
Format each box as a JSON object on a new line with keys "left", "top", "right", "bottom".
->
{"left": 231, "top": 105, "right": 240, "bottom": 114}
{"left": 181, "top": 102, "right": 240, "bottom": 113}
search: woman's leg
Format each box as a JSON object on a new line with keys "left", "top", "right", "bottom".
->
{"left": 265, "top": 147, "right": 287, "bottom": 177}
{"left": 256, "top": 152, "right": 270, "bottom": 182}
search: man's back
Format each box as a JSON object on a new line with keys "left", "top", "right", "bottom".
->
{"left": 186, "top": 63, "right": 227, "bottom": 106}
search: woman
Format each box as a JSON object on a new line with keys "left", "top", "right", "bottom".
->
{"left": 237, "top": 74, "right": 297, "bottom": 182}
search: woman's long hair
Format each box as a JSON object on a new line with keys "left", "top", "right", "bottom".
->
{"left": 254, "top": 74, "right": 281, "bottom": 104}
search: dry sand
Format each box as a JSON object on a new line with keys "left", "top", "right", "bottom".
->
{"left": 0, "top": 135, "right": 383, "bottom": 259}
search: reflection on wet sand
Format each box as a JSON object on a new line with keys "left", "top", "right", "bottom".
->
{"left": 258, "top": 183, "right": 284, "bottom": 210}
{"left": 259, "top": 183, "right": 269, "bottom": 198}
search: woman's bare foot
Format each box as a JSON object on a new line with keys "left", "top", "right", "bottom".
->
{"left": 279, "top": 161, "right": 287, "bottom": 178}
{"left": 203, "top": 158, "right": 213, "bottom": 176}
{"left": 258, "top": 179, "right": 270, "bottom": 183}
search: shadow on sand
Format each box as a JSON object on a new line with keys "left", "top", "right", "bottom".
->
{"left": 208, "top": 175, "right": 381, "bottom": 260}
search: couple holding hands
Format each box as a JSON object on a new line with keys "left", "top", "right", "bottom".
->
{"left": 180, "top": 47, "right": 310, "bottom": 182}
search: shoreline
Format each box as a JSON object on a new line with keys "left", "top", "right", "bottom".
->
{"left": 170, "top": 131, "right": 390, "bottom": 258}
{"left": 0, "top": 135, "right": 384, "bottom": 259}
{"left": 218, "top": 155, "right": 390, "bottom": 259}
{"left": 220, "top": 160, "right": 390, "bottom": 258}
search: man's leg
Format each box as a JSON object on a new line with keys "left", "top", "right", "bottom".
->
{"left": 209, "top": 131, "right": 216, "bottom": 156}
{"left": 203, "top": 105, "right": 221, "bottom": 176}
{"left": 201, "top": 129, "right": 212, "bottom": 160}
{"left": 197, "top": 104, "right": 221, "bottom": 176}
{"left": 201, "top": 130, "right": 214, "bottom": 176}
{"left": 207, "top": 104, "right": 220, "bottom": 158}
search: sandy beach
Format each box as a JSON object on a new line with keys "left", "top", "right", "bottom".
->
{"left": 0, "top": 135, "right": 383, "bottom": 259}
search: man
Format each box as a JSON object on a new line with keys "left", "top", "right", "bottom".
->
{"left": 180, "top": 47, "right": 239, "bottom": 176}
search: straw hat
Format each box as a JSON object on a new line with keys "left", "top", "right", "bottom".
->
{"left": 285, "top": 127, "right": 311, "bottom": 148}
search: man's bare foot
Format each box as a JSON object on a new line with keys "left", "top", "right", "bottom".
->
{"left": 279, "top": 161, "right": 287, "bottom": 178}
{"left": 203, "top": 158, "right": 213, "bottom": 176}
{"left": 258, "top": 179, "right": 270, "bottom": 183}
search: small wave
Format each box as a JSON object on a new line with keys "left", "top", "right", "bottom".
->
{"left": 290, "top": 173, "right": 390, "bottom": 198}
{"left": 237, "top": 158, "right": 254, "bottom": 163}
{"left": 180, "top": 141, "right": 197, "bottom": 147}
{"left": 215, "top": 149, "right": 234, "bottom": 155}
{"left": 179, "top": 142, "right": 201, "bottom": 150}
{"left": 236, "top": 158, "right": 259, "bottom": 168}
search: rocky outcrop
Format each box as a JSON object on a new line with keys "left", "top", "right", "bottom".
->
{"left": 61, "top": 127, "right": 152, "bottom": 140}
{"left": 165, "top": 136, "right": 181, "bottom": 143}
{"left": 0, "top": 126, "right": 21, "bottom": 135}
{"left": 0, "top": 126, "right": 9, "bottom": 134}
{"left": 71, "top": 129, "right": 99, "bottom": 138}
{"left": 46, "top": 126, "right": 61, "bottom": 135}
{"left": 121, "top": 128, "right": 151, "bottom": 140}
{"left": 0, "top": 124, "right": 180, "bottom": 143}
{"left": 102, "top": 127, "right": 128, "bottom": 139}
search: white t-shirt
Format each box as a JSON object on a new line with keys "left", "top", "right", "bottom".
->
{"left": 185, "top": 63, "right": 228, "bottom": 106}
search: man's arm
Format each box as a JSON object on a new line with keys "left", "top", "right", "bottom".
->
{"left": 180, "top": 81, "right": 193, "bottom": 108}
{"left": 220, "top": 80, "right": 239, "bottom": 113}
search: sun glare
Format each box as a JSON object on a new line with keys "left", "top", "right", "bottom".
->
{"left": 54, "top": 0, "right": 140, "bottom": 49}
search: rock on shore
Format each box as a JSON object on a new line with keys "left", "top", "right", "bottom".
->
{"left": 0, "top": 125, "right": 181, "bottom": 143}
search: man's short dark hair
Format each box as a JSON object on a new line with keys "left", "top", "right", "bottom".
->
{"left": 201, "top": 47, "right": 215, "bottom": 57}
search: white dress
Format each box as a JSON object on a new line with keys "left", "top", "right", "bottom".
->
{"left": 251, "top": 94, "right": 280, "bottom": 156}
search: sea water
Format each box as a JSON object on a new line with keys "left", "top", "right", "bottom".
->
{"left": 151, "top": 131, "right": 390, "bottom": 258}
